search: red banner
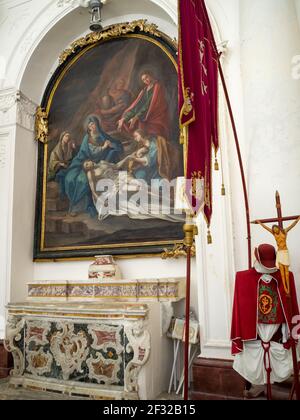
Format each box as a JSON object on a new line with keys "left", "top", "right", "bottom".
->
{"left": 178, "top": 0, "right": 219, "bottom": 224}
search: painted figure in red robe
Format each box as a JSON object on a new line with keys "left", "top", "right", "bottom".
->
{"left": 117, "top": 70, "right": 170, "bottom": 139}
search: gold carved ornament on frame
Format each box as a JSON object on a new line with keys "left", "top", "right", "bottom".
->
{"left": 59, "top": 20, "right": 167, "bottom": 65}
{"left": 35, "top": 106, "right": 49, "bottom": 144}
{"left": 161, "top": 243, "right": 196, "bottom": 259}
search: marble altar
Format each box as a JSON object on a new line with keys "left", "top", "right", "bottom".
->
{"left": 5, "top": 277, "right": 186, "bottom": 400}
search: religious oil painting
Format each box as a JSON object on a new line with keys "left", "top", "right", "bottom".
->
{"left": 34, "top": 27, "right": 184, "bottom": 260}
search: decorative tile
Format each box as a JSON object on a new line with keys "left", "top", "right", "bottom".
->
{"left": 27, "top": 278, "right": 185, "bottom": 303}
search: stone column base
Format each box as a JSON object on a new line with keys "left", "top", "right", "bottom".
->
{"left": 0, "top": 340, "right": 13, "bottom": 379}
{"left": 192, "top": 358, "right": 245, "bottom": 400}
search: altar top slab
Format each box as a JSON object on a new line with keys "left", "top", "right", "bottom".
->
{"left": 27, "top": 277, "right": 185, "bottom": 285}
{"left": 7, "top": 301, "right": 149, "bottom": 321}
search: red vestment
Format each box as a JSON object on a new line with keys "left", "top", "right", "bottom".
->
{"left": 231, "top": 269, "right": 299, "bottom": 355}
{"left": 122, "top": 82, "right": 170, "bottom": 139}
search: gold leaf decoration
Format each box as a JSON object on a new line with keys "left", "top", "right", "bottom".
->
{"left": 59, "top": 20, "right": 162, "bottom": 65}
{"left": 35, "top": 106, "right": 49, "bottom": 144}
{"left": 161, "top": 243, "right": 196, "bottom": 259}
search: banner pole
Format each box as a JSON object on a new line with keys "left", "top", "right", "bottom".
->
{"left": 184, "top": 243, "right": 192, "bottom": 400}
{"left": 182, "top": 219, "right": 197, "bottom": 401}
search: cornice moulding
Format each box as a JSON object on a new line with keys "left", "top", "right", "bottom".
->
{"left": 0, "top": 88, "right": 37, "bottom": 131}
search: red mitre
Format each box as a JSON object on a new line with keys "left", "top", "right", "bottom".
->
{"left": 231, "top": 245, "right": 299, "bottom": 355}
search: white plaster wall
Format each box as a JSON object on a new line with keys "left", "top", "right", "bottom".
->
{"left": 240, "top": 0, "right": 300, "bottom": 297}
{"left": 198, "top": 0, "right": 300, "bottom": 359}
{"left": 0, "top": 124, "right": 15, "bottom": 338}
{"left": 10, "top": 124, "right": 37, "bottom": 302}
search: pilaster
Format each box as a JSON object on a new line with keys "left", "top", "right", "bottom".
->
{"left": 0, "top": 87, "right": 36, "bottom": 339}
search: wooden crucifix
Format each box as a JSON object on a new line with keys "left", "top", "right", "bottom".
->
{"left": 252, "top": 191, "right": 300, "bottom": 400}
{"left": 252, "top": 191, "right": 300, "bottom": 296}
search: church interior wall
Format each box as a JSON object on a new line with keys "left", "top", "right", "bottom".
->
{"left": 240, "top": 0, "right": 300, "bottom": 295}
{"left": 2, "top": 0, "right": 299, "bottom": 364}
{"left": 10, "top": 124, "right": 37, "bottom": 303}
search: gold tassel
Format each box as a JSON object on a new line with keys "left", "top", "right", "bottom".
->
{"left": 207, "top": 229, "right": 212, "bottom": 245}
{"left": 214, "top": 158, "right": 219, "bottom": 171}
{"left": 221, "top": 184, "right": 226, "bottom": 196}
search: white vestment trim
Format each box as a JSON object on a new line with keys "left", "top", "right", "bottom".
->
{"left": 233, "top": 324, "right": 294, "bottom": 385}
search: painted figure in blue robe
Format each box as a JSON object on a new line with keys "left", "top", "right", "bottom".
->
{"left": 128, "top": 129, "right": 179, "bottom": 184}
{"left": 64, "top": 116, "right": 123, "bottom": 216}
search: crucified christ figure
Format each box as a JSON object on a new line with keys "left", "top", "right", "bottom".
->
{"left": 257, "top": 216, "right": 300, "bottom": 295}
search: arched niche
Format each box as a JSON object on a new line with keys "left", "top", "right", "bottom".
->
{"left": 17, "top": 0, "right": 178, "bottom": 103}
{"left": 11, "top": 0, "right": 223, "bottom": 103}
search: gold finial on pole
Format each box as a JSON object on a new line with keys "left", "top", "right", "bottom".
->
{"left": 207, "top": 229, "right": 212, "bottom": 244}
{"left": 221, "top": 184, "right": 226, "bottom": 196}
{"left": 214, "top": 158, "right": 219, "bottom": 171}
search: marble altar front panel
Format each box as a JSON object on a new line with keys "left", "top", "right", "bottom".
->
{"left": 5, "top": 302, "right": 150, "bottom": 400}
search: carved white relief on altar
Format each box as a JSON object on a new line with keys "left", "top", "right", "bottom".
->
{"left": 5, "top": 302, "right": 151, "bottom": 399}
{"left": 50, "top": 323, "right": 89, "bottom": 381}
{"left": 4, "top": 316, "right": 25, "bottom": 376}
{"left": 124, "top": 320, "right": 150, "bottom": 393}
{"left": 26, "top": 348, "right": 53, "bottom": 377}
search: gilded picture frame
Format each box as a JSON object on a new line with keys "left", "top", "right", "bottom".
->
{"left": 34, "top": 20, "right": 184, "bottom": 261}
